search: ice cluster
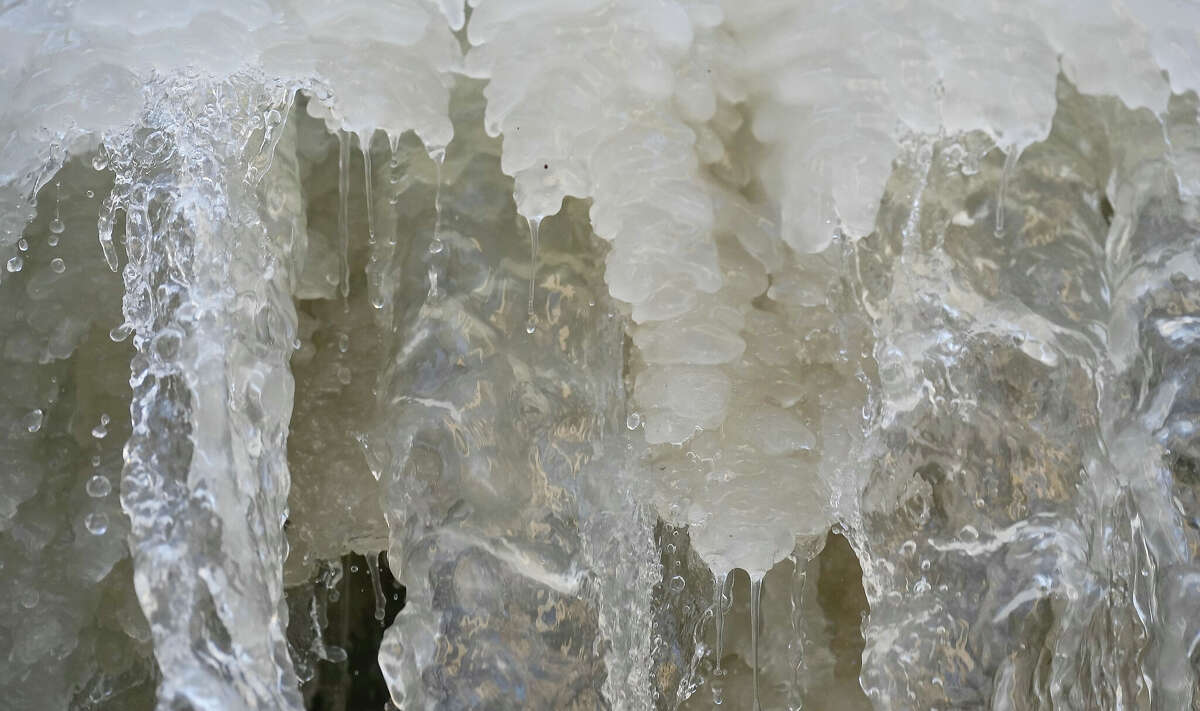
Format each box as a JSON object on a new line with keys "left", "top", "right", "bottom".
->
{"left": 2, "top": 1, "right": 1200, "bottom": 710}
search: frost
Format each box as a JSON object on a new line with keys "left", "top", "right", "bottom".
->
{"left": 2, "top": 2, "right": 1200, "bottom": 711}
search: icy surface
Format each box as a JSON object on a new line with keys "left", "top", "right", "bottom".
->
{"left": 1, "top": 1, "right": 1200, "bottom": 710}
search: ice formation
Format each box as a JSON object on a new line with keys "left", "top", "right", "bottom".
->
{"left": 2, "top": 1, "right": 1200, "bottom": 709}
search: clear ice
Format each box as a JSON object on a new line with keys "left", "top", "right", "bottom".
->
{"left": 1, "top": 1, "right": 1199, "bottom": 710}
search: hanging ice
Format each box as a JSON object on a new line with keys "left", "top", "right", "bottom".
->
{"left": 1, "top": 1, "right": 1199, "bottom": 710}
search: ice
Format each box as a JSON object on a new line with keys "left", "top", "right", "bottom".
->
{"left": 2, "top": 1, "right": 1200, "bottom": 710}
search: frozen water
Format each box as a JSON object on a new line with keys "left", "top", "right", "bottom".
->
{"left": 1, "top": 1, "right": 1200, "bottom": 710}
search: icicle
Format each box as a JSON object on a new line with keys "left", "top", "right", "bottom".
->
{"left": 97, "top": 193, "right": 120, "bottom": 272}
{"left": 367, "top": 139, "right": 397, "bottom": 311}
{"left": 363, "top": 137, "right": 375, "bottom": 247}
{"left": 711, "top": 570, "right": 731, "bottom": 705}
{"left": 750, "top": 574, "right": 763, "bottom": 711}
{"left": 788, "top": 554, "right": 808, "bottom": 710}
{"left": 48, "top": 181, "right": 64, "bottom": 245}
{"left": 337, "top": 131, "right": 351, "bottom": 298}
{"left": 525, "top": 215, "right": 542, "bottom": 334}
{"left": 366, "top": 552, "right": 387, "bottom": 623}
{"left": 995, "top": 143, "right": 1020, "bottom": 237}
{"left": 429, "top": 146, "right": 445, "bottom": 255}
{"left": 424, "top": 146, "right": 447, "bottom": 301}
{"left": 362, "top": 134, "right": 383, "bottom": 309}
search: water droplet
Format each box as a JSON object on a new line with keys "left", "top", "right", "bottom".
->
{"left": 525, "top": 315, "right": 537, "bottom": 334}
{"left": 49, "top": 217, "right": 65, "bottom": 234}
{"left": 86, "top": 475, "right": 112, "bottom": 498}
{"left": 109, "top": 322, "right": 133, "bottom": 342}
{"left": 626, "top": 412, "right": 642, "bottom": 430}
{"left": 85, "top": 190, "right": 95, "bottom": 199}
{"left": 7, "top": 255, "right": 23, "bottom": 272}
{"left": 100, "top": 413, "right": 110, "bottom": 425}
{"left": 47, "top": 234, "right": 59, "bottom": 247}
{"left": 669, "top": 575, "right": 686, "bottom": 594}
{"left": 17, "top": 238, "right": 28, "bottom": 251}
{"left": 336, "top": 366, "right": 352, "bottom": 385}
{"left": 337, "top": 333, "right": 350, "bottom": 353}
{"left": 91, "top": 423, "right": 108, "bottom": 439}
{"left": 85, "top": 512, "right": 109, "bottom": 535}
{"left": 23, "top": 409, "right": 43, "bottom": 432}
{"left": 90, "top": 455, "right": 101, "bottom": 467}
{"left": 92, "top": 154, "right": 108, "bottom": 171}
{"left": 428, "top": 237, "right": 444, "bottom": 254}
{"left": 50, "top": 257, "right": 65, "bottom": 273}
{"left": 350, "top": 565, "right": 359, "bottom": 573}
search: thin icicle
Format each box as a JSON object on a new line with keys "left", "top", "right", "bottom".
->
{"left": 366, "top": 552, "right": 387, "bottom": 623}
{"left": 750, "top": 575, "right": 763, "bottom": 711}
{"left": 525, "top": 215, "right": 542, "bottom": 334}
{"left": 788, "top": 554, "right": 808, "bottom": 709}
{"left": 366, "top": 139, "right": 395, "bottom": 311}
{"left": 429, "top": 146, "right": 445, "bottom": 255}
{"left": 48, "top": 181, "right": 64, "bottom": 244}
{"left": 337, "top": 131, "right": 351, "bottom": 298}
{"left": 711, "top": 570, "right": 731, "bottom": 706}
{"left": 995, "top": 143, "right": 1020, "bottom": 237}
{"left": 425, "top": 146, "right": 447, "bottom": 301}
{"left": 97, "top": 193, "right": 120, "bottom": 272}
{"left": 363, "top": 136, "right": 376, "bottom": 247}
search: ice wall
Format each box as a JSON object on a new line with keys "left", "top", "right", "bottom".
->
{"left": 1, "top": 1, "right": 1199, "bottom": 710}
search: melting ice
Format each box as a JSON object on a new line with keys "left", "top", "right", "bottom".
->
{"left": 1, "top": 1, "right": 1200, "bottom": 710}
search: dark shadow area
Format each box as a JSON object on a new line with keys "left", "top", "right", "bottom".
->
{"left": 301, "top": 552, "right": 406, "bottom": 711}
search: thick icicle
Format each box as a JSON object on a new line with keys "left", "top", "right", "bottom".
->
{"left": 113, "top": 78, "right": 303, "bottom": 711}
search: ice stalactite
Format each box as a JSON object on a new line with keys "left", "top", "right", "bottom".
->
{"left": 3, "top": 1, "right": 1200, "bottom": 710}
{"left": 110, "top": 77, "right": 304, "bottom": 711}
{"left": 345, "top": 81, "right": 638, "bottom": 709}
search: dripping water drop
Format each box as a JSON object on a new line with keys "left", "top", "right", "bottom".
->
{"left": 23, "top": 409, "right": 43, "bottom": 432}
{"left": 86, "top": 475, "right": 112, "bottom": 498}
{"left": 85, "top": 512, "right": 108, "bottom": 535}
{"left": 109, "top": 322, "right": 132, "bottom": 342}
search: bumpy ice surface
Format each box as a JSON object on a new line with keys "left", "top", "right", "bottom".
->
{"left": 2, "top": 1, "right": 1200, "bottom": 709}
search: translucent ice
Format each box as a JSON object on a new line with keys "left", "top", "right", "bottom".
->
{"left": 1, "top": 2, "right": 1200, "bottom": 710}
